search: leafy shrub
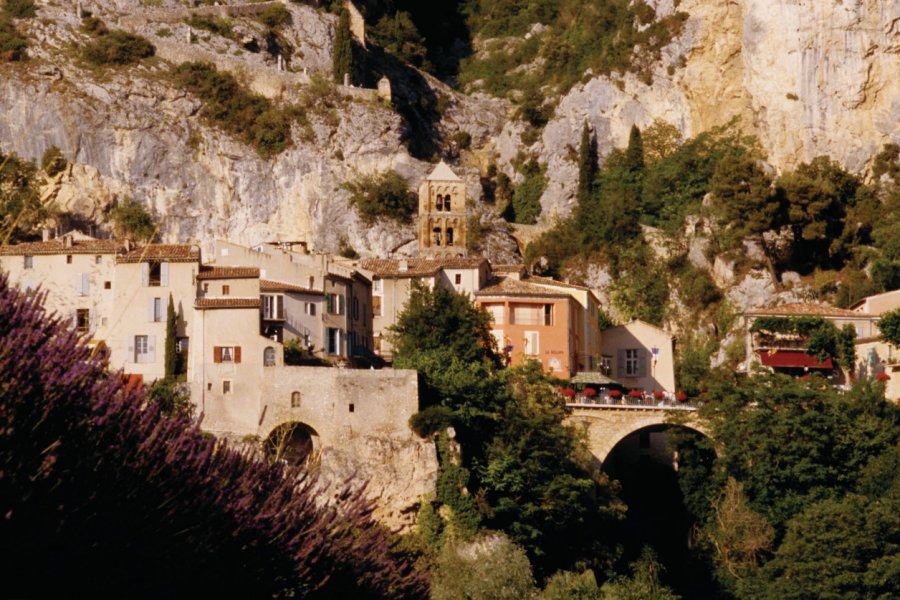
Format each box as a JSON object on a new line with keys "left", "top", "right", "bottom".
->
{"left": 0, "top": 149, "right": 45, "bottom": 241}
{"left": 83, "top": 29, "right": 155, "bottom": 66}
{"left": 451, "top": 130, "right": 472, "bottom": 150}
{"left": 111, "top": 198, "right": 156, "bottom": 241}
{"left": 2, "top": 0, "right": 36, "bottom": 19}
{"left": 409, "top": 405, "right": 455, "bottom": 438}
{"left": 432, "top": 534, "right": 538, "bottom": 600}
{"left": 0, "top": 274, "right": 430, "bottom": 598}
{"left": 0, "top": 14, "right": 26, "bottom": 61}
{"left": 79, "top": 16, "right": 108, "bottom": 36}
{"left": 172, "top": 61, "right": 293, "bottom": 158}
{"left": 504, "top": 159, "right": 545, "bottom": 224}
{"left": 186, "top": 15, "right": 234, "bottom": 40}
{"left": 258, "top": 4, "right": 292, "bottom": 29}
{"left": 342, "top": 169, "right": 417, "bottom": 224}
{"left": 677, "top": 264, "right": 721, "bottom": 307}
{"left": 40, "top": 145, "right": 66, "bottom": 177}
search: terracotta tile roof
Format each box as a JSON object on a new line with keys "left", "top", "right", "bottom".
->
{"left": 0, "top": 238, "right": 125, "bottom": 256}
{"left": 492, "top": 264, "right": 526, "bottom": 274}
{"left": 748, "top": 303, "right": 871, "bottom": 318}
{"left": 195, "top": 297, "right": 260, "bottom": 310}
{"left": 528, "top": 275, "right": 592, "bottom": 292}
{"left": 117, "top": 244, "right": 201, "bottom": 264}
{"left": 361, "top": 257, "right": 487, "bottom": 278}
{"left": 197, "top": 266, "right": 260, "bottom": 280}
{"left": 475, "top": 275, "right": 570, "bottom": 298}
{"left": 260, "top": 279, "right": 323, "bottom": 295}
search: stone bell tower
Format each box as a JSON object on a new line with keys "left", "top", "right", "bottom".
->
{"left": 418, "top": 161, "right": 467, "bottom": 257}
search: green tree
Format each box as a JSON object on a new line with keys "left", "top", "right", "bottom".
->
{"left": 164, "top": 293, "right": 177, "bottom": 379}
{"left": 505, "top": 159, "right": 546, "bottom": 225}
{"left": 541, "top": 569, "right": 602, "bottom": 600}
{"left": 332, "top": 8, "right": 353, "bottom": 84}
{"left": 576, "top": 121, "right": 597, "bottom": 206}
{"left": 432, "top": 534, "right": 538, "bottom": 600}
{"left": 2, "top": 0, "right": 36, "bottom": 19}
{"left": 342, "top": 169, "right": 418, "bottom": 224}
{"left": 0, "top": 14, "right": 26, "bottom": 61}
{"left": 370, "top": 11, "right": 428, "bottom": 68}
{"left": 111, "top": 198, "right": 155, "bottom": 241}
{"left": 40, "top": 146, "right": 67, "bottom": 177}
{"left": 600, "top": 547, "right": 681, "bottom": 600}
{"left": 880, "top": 308, "right": 900, "bottom": 348}
{"left": 624, "top": 124, "right": 644, "bottom": 178}
{"left": 709, "top": 151, "right": 778, "bottom": 250}
{"left": 0, "top": 150, "right": 46, "bottom": 243}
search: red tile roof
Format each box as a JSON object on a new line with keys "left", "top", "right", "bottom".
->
{"left": 361, "top": 257, "right": 487, "bottom": 278}
{"left": 117, "top": 244, "right": 201, "bottom": 264}
{"left": 748, "top": 303, "right": 869, "bottom": 318}
{"left": 197, "top": 266, "right": 260, "bottom": 280}
{"left": 260, "top": 279, "right": 323, "bottom": 295}
{"left": 0, "top": 238, "right": 125, "bottom": 256}
{"left": 757, "top": 349, "right": 833, "bottom": 369}
{"left": 475, "top": 275, "right": 570, "bottom": 298}
{"left": 195, "top": 297, "right": 260, "bottom": 310}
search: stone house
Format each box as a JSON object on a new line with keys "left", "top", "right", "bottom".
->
{"left": 474, "top": 270, "right": 603, "bottom": 377}
{"left": 360, "top": 256, "right": 489, "bottom": 362}
{"left": 0, "top": 231, "right": 124, "bottom": 347}
{"left": 600, "top": 319, "right": 676, "bottom": 394}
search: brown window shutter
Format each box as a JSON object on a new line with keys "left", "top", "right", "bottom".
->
{"left": 214, "top": 346, "right": 222, "bottom": 363}
{"left": 234, "top": 346, "right": 241, "bottom": 364}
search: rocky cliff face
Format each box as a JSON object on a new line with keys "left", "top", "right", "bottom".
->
{"left": 532, "top": 0, "right": 900, "bottom": 217}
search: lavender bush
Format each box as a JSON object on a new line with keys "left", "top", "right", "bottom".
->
{"left": 0, "top": 275, "right": 428, "bottom": 598}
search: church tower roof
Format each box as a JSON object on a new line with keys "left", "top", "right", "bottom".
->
{"left": 425, "top": 160, "right": 463, "bottom": 182}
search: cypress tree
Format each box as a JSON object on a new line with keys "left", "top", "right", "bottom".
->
{"left": 576, "top": 121, "right": 597, "bottom": 206}
{"left": 164, "top": 293, "right": 177, "bottom": 379}
{"left": 624, "top": 124, "right": 644, "bottom": 176}
{"left": 332, "top": 8, "right": 353, "bottom": 84}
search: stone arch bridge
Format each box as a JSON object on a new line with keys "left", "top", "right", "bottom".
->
{"left": 566, "top": 403, "right": 710, "bottom": 464}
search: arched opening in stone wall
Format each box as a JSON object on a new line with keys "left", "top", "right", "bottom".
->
{"left": 603, "top": 424, "right": 717, "bottom": 599}
{"left": 264, "top": 422, "right": 320, "bottom": 467}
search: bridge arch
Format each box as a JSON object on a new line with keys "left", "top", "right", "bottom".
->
{"left": 567, "top": 406, "right": 711, "bottom": 465}
{"left": 263, "top": 421, "right": 321, "bottom": 467}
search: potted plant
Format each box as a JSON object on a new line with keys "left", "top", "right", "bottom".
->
{"left": 560, "top": 387, "right": 576, "bottom": 399}
{"left": 676, "top": 391, "right": 688, "bottom": 402}
{"left": 875, "top": 372, "right": 891, "bottom": 382}
{"left": 608, "top": 389, "right": 622, "bottom": 401}
{"left": 582, "top": 387, "right": 597, "bottom": 399}
{"left": 653, "top": 390, "right": 665, "bottom": 401}
{"left": 628, "top": 389, "right": 643, "bottom": 400}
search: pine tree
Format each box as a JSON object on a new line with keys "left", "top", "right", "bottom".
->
{"left": 332, "top": 8, "right": 353, "bottom": 84}
{"left": 164, "top": 293, "right": 177, "bottom": 379}
{"left": 576, "top": 121, "right": 597, "bottom": 206}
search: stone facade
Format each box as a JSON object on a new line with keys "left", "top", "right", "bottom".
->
{"left": 602, "top": 320, "right": 677, "bottom": 394}
{"left": 418, "top": 162, "right": 467, "bottom": 258}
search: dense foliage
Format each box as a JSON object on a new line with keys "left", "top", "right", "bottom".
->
{"left": 2, "top": 0, "right": 35, "bottom": 19}
{"left": 392, "top": 283, "right": 624, "bottom": 579}
{"left": 0, "top": 13, "right": 26, "bottom": 61}
{"left": 879, "top": 308, "right": 900, "bottom": 348}
{"left": 111, "top": 197, "right": 156, "bottom": 242}
{"left": 82, "top": 28, "right": 155, "bottom": 66}
{"left": 676, "top": 373, "right": 900, "bottom": 598}
{"left": 40, "top": 145, "right": 67, "bottom": 177}
{"left": 0, "top": 275, "right": 429, "bottom": 598}
{"left": 172, "top": 61, "right": 295, "bottom": 157}
{"left": 0, "top": 148, "right": 46, "bottom": 243}
{"left": 332, "top": 8, "right": 353, "bottom": 83}
{"left": 342, "top": 169, "right": 418, "bottom": 224}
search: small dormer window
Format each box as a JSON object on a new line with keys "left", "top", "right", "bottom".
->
{"left": 148, "top": 261, "right": 161, "bottom": 286}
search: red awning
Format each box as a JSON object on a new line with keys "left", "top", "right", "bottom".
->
{"left": 757, "top": 350, "right": 833, "bottom": 369}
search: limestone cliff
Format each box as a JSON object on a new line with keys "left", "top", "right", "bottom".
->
{"left": 531, "top": 0, "right": 900, "bottom": 217}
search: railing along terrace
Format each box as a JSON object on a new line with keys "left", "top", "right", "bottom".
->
{"left": 566, "top": 394, "right": 700, "bottom": 411}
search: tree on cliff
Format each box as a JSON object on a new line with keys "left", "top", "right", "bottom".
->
{"left": 0, "top": 274, "right": 429, "bottom": 599}
{"left": 332, "top": 8, "right": 353, "bottom": 84}
{"left": 576, "top": 121, "right": 597, "bottom": 206}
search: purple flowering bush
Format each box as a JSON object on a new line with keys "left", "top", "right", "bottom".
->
{"left": 0, "top": 275, "right": 428, "bottom": 598}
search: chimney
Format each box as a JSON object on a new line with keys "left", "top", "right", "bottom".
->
{"left": 63, "top": 234, "right": 73, "bottom": 248}
{"left": 42, "top": 228, "right": 51, "bottom": 242}
{"left": 124, "top": 239, "right": 132, "bottom": 253}
{"left": 399, "top": 259, "right": 408, "bottom": 273}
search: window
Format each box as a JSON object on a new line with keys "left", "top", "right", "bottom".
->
{"left": 262, "top": 294, "right": 284, "bottom": 320}
{"left": 326, "top": 293, "right": 345, "bottom": 315}
{"left": 372, "top": 296, "right": 382, "bottom": 317}
{"left": 511, "top": 304, "right": 543, "bottom": 325}
{"left": 625, "top": 349, "right": 639, "bottom": 376}
{"left": 76, "top": 309, "right": 90, "bottom": 334}
{"left": 66, "top": 255, "right": 72, "bottom": 264}
{"left": 222, "top": 285, "right": 230, "bottom": 296}
{"left": 372, "top": 279, "right": 382, "bottom": 293}
{"left": 95, "top": 255, "right": 102, "bottom": 265}
{"left": 202, "top": 283, "right": 209, "bottom": 293}
{"left": 151, "top": 297, "right": 163, "bottom": 322}
{"left": 223, "top": 380, "right": 232, "bottom": 394}
{"left": 352, "top": 297, "right": 359, "bottom": 320}
{"left": 305, "top": 302, "right": 317, "bottom": 316}
{"left": 264, "top": 346, "right": 276, "bottom": 366}
{"left": 483, "top": 303, "right": 504, "bottom": 325}
{"left": 435, "top": 194, "right": 443, "bottom": 211}
{"left": 454, "top": 273, "right": 462, "bottom": 285}
{"left": 446, "top": 227, "right": 454, "bottom": 246}
{"left": 148, "top": 261, "right": 161, "bottom": 286}
{"left": 104, "top": 281, "right": 111, "bottom": 290}
{"left": 601, "top": 355, "right": 612, "bottom": 376}
{"left": 75, "top": 273, "right": 90, "bottom": 296}
{"left": 348, "top": 403, "right": 355, "bottom": 413}
{"left": 133, "top": 334, "right": 154, "bottom": 363}
{"left": 291, "top": 391, "right": 301, "bottom": 407}
{"left": 327, "top": 328, "right": 342, "bottom": 355}
{"left": 524, "top": 331, "right": 539, "bottom": 356}
{"left": 308, "top": 276, "right": 314, "bottom": 289}
{"left": 23, "top": 255, "right": 33, "bottom": 269}
{"left": 544, "top": 304, "right": 553, "bottom": 326}
{"left": 213, "top": 346, "right": 241, "bottom": 363}
{"left": 432, "top": 227, "right": 442, "bottom": 246}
